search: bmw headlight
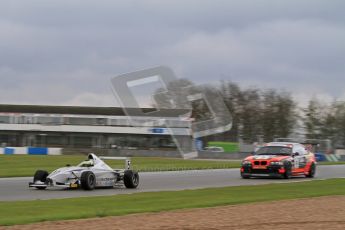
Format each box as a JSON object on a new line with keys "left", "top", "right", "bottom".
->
{"left": 270, "top": 161, "right": 284, "bottom": 166}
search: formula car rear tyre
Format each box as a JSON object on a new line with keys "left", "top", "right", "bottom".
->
{"left": 81, "top": 171, "right": 96, "bottom": 190}
{"left": 34, "top": 170, "right": 48, "bottom": 182}
{"left": 33, "top": 170, "right": 48, "bottom": 190}
{"left": 124, "top": 170, "right": 139, "bottom": 189}
{"left": 306, "top": 163, "right": 316, "bottom": 178}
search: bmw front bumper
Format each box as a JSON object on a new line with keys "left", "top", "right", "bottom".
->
{"left": 241, "top": 165, "right": 286, "bottom": 178}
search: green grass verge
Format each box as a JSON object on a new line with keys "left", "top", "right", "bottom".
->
{"left": 207, "top": 141, "right": 239, "bottom": 152}
{"left": 318, "top": 161, "right": 345, "bottom": 165}
{"left": 0, "top": 179, "right": 344, "bottom": 226}
{"left": 0, "top": 155, "right": 240, "bottom": 177}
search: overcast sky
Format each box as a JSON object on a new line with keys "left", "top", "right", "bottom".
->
{"left": 0, "top": 0, "right": 344, "bottom": 107}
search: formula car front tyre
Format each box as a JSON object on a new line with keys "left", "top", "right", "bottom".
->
{"left": 124, "top": 170, "right": 139, "bottom": 189}
{"left": 81, "top": 171, "right": 96, "bottom": 190}
{"left": 33, "top": 170, "right": 49, "bottom": 190}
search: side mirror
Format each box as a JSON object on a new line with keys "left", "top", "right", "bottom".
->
{"left": 66, "top": 164, "right": 71, "bottom": 167}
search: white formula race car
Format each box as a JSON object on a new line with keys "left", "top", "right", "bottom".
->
{"left": 29, "top": 153, "right": 139, "bottom": 190}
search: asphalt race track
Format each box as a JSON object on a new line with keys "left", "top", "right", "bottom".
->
{"left": 0, "top": 165, "right": 344, "bottom": 201}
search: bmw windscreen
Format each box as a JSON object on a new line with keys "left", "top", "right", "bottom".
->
{"left": 256, "top": 146, "right": 292, "bottom": 155}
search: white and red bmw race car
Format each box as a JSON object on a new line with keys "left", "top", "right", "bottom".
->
{"left": 241, "top": 142, "right": 317, "bottom": 179}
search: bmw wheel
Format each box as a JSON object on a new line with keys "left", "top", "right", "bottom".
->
{"left": 283, "top": 162, "right": 292, "bottom": 179}
{"left": 306, "top": 163, "right": 316, "bottom": 178}
{"left": 241, "top": 173, "right": 250, "bottom": 179}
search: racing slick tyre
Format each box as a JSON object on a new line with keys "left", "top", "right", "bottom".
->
{"left": 33, "top": 170, "right": 49, "bottom": 190}
{"left": 124, "top": 170, "right": 139, "bottom": 189}
{"left": 283, "top": 162, "right": 292, "bottom": 179}
{"left": 306, "top": 163, "right": 316, "bottom": 178}
{"left": 81, "top": 171, "right": 96, "bottom": 190}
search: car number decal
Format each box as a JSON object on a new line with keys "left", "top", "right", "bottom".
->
{"left": 294, "top": 158, "right": 299, "bottom": 168}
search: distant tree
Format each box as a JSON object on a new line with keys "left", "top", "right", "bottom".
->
{"left": 219, "top": 81, "right": 243, "bottom": 142}
{"left": 153, "top": 78, "right": 194, "bottom": 109}
{"left": 274, "top": 91, "right": 297, "bottom": 138}
{"left": 154, "top": 78, "right": 298, "bottom": 144}
{"left": 261, "top": 90, "right": 277, "bottom": 142}
{"left": 154, "top": 79, "right": 230, "bottom": 141}
{"left": 319, "top": 102, "right": 337, "bottom": 142}
{"left": 304, "top": 100, "right": 345, "bottom": 147}
{"left": 303, "top": 98, "right": 324, "bottom": 139}
{"left": 238, "top": 88, "right": 262, "bottom": 143}
{"left": 333, "top": 102, "right": 345, "bottom": 146}
{"left": 220, "top": 82, "right": 297, "bottom": 143}
{"left": 260, "top": 89, "right": 296, "bottom": 142}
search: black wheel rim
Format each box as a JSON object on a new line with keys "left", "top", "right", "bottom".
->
{"left": 132, "top": 174, "right": 138, "bottom": 185}
{"left": 89, "top": 174, "right": 95, "bottom": 186}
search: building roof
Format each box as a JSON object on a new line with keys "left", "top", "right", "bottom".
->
{"left": 0, "top": 104, "right": 190, "bottom": 117}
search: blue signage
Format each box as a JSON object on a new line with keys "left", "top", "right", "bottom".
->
{"left": 150, "top": 128, "right": 165, "bottom": 134}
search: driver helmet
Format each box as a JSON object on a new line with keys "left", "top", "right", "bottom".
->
{"left": 80, "top": 159, "right": 94, "bottom": 167}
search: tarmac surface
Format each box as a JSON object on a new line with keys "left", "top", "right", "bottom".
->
{"left": 0, "top": 165, "right": 344, "bottom": 201}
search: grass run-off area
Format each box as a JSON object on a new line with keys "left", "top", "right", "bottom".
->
{"left": 0, "top": 179, "right": 344, "bottom": 226}
{"left": 0, "top": 155, "right": 241, "bottom": 177}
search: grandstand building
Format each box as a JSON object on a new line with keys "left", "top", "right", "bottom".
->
{"left": 0, "top": 104, "right": 193, "bottom": 155}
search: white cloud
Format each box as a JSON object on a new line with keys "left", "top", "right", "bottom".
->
{"left": 152, "top": 19, "right": 345, "bottom": 102}
{"left": 62, "top": 92, "right": 117, "bottom": 107}
{"left": 0, "top": 1, "right": 344, "bottom": 107}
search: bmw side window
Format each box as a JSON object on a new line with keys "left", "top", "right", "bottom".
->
{"left": 299, "top": 147, "right": 307, "bottom": 155}
{"left": 280, "top": 148, "right": 291, "bottom": 154}
{"left": 293, "top": 147, "right": 301, "bottom": 156}
{"left": 295, "top": 148, "right": 300, "bottom": 155}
